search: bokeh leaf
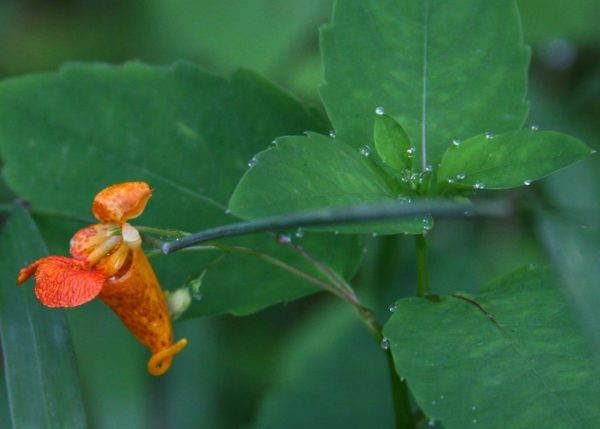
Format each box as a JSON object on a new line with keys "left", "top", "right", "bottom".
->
{"left": 0, "top": 204, "right": 87, "bottom": 429}
{"left": 253, "top": 302, "right": 394, "bottom": 429}
{"left": 437, "top": 129, "right": 591, "bottom": 190}
{"left": 383, "top": 266, "right": 600, "bottom": 429}
{"left": 320, "top": 0, "right": 530, "bottom": 167}
{"left": 229, "top": 132, "right": 431, "bottom": 234}
{"left": 0, "top": 62, "right": 362, "bottom": 317}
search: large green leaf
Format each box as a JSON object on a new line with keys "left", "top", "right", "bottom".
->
{"left": 437, "top": 129, "right": 591, "bottom": 190}
{"left": 0, "top": 204, "right": 87, "bottom": 428}
{"left": 253, "top": 302, "right": 394, "bottom": 429}
{"left": 320, "top": 0, "right": 530, "bottom": 167}
{"left": 229, "top": 132, "right": 431, "bottom": 234}
{"left": 538, "top": 216, "right": 600, "bottom": 355}
{"left": 383, "top": 266, "right": 600, "bottom": 429}
{"left": 0, "top": 62, "right": 361, "bottom": 317}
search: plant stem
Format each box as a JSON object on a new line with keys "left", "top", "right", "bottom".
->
{"left": 161, "top": 199, "right": 512, "bottom": 254}
{"left": 415, "top": 234, "right": 429, "bottom": 297}
{"left": 280, "top": 240, "right": 414, "bottom": 428}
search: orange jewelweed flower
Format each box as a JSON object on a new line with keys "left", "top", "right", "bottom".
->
{"left": 17, "top": 182, "right": 187, "bottom": 376}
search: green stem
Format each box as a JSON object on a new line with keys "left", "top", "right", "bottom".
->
{"left": 161, "top": 200, "right": 512, "bottom": 254}
{"left": 415, "top": 234, "right": 429, "bottom": 297}
{"left": 280, "top": 240, "right": 414, "bottom": 429}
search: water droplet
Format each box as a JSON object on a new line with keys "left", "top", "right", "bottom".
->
{"left": 360, "top": 145, "right": 371, "bottom": 157}
{"left": 452, "top": 139, "right": 461, "bottom": 147}
{"left": 380, "top": 338, "right": 390, "bottom": 350}
{"left": 295, "top": 228, "right": 304, "bottom": 238}
{"left": 472, "top": 419, "right": 478, "bottom": 424}
{"left": 474, "top": 181, "right": 485, "bottom": 189}
{"left": 447, "top": 178, "right": 455, "bottom": 184}
{"left": 372, "top": 232, "right": 378, "bottom": 238}
{"left": 277, "top": 234, "right": 292, "bottom": 244}
{"left": 432, "top": 400, "right": 437, "bottom": 405}
{"left": 388, "top": 303, "right": 398, "bottom": 313}
{"left": 523, "top": 179, "right": 532, "bottom": 186}
{"left": 375, "top": 106, "right": 385, "bottom": 115}
{"left": 471, "top": 405, "right": 477, "bottom": 411}
{"left": 425, "top": 165, "right": 433, "bottom": 172}
{"left": 406, "top": 147, "right": 415, "bottom": 157}
{"left": 224, "top": 208, "right": 231, "bottom": 214}
{"left": 193, "top": 292, "right": 204, "bottom": 301}
{"left": 457, "top": 172, "right": 466, "bottom": 180}
{"left": 440, "top": 395, "right": 445, "bottom": 400}
{"left": 271, "top": 139, "right": 278, "bottom": 147}
{"left": 329, "top": 130, "right": 336, "bottom": 138}
{"left": 485, "top": 132, "right": 494, "bottom": 140}
{"left": 530, "top": 124, "right": 539, "bottom": 131}
{"left": 247, "top": 157, "right": 258, "bottom": 168}
{"left": 428, "top": 419, "right": 436, "bottom": 427}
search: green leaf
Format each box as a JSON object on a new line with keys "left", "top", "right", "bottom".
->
{"left": 253, "top": 302, "right": 394, "bottom": 428}
{"left": 320, "top": 0, "right": 530, "bottom": 167}
{"left": 437, "top": 129, "right": 592, "bottom": 189}
{"left": 0, "top": 204, "right": 87, "bottom": 428}
{"left": 229, "top": 132, "right": 431, "bottom": 234}
{"left": 383, "top": 266, "right": 600, "bottom": 429}
{"left": 374, "top": 114, "right": 413, "bottom": 172}
{"left": 538, "top": 215, "right": 600, "bottom": 355}
{"left": 0, "top": 62, "right": 361, "bottom": 317}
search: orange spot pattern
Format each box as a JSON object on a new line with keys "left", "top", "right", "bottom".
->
{"left": 92, "top": 181, "right": 152, "bottom": 224}
{"left": 17, "top": 182, "right": 186, "bottom": 375}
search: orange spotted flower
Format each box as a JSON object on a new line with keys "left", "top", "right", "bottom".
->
{"left": 17, "top": 182, "right": 187, "bottom": 376}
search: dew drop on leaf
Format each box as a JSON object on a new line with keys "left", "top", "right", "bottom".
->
{"left": 380, "top": 338, "right": 390, "bottom": 350}
{"left": 360, "top": 145, "right": 371, "bottom": 157}
{"left": 375, "top": 106, "right": 385, "bottom": 115}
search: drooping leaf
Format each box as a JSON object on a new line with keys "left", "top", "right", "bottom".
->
{"left": 437, "top": 129, "right": 591, "bottom": 189}
{"left": 0, "top": 204, "right": 87, "bottom": 429}
{"left": 383, "top": 266, "right": 600, "bottom": 429}
{"left": 320, "top": 0, "right": 530, "bottom": 167}
{"left": 374, "top": 114, "right": 413, "bottom": 172}
{"left": 253, "top": 302, "right": 394, "bottom": 429}
{"left": 0, "top": 62, "right": 362, "bottom": 317}
{"left": 229, "top": 132, "right": 432, "bottom": 234}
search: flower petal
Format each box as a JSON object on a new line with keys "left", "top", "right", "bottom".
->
{"left": 92, "top": 182, "right": 152, "bottom": 224}
{"left": 70, "top": 223, "right": 117, "bottom": 261}
{"left": 19, "top": 256, "right": 105, "bottom": 307}
{"left": 100, "top": 248, "right": 176, "bottom": 356}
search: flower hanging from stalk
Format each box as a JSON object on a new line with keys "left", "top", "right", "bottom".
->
{"left": 17, "top": 182, "right": 187, "bottom": 376}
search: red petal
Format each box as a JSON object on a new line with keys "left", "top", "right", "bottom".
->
{"left": 25, "top": 256, "right": 105, "bottom": 307}
{"left": 92, "top": 182, "right": 152, "bottom": 224}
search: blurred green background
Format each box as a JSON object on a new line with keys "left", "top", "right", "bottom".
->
{"left": 0, "top": 0, "right": 599, "bottom": 428}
